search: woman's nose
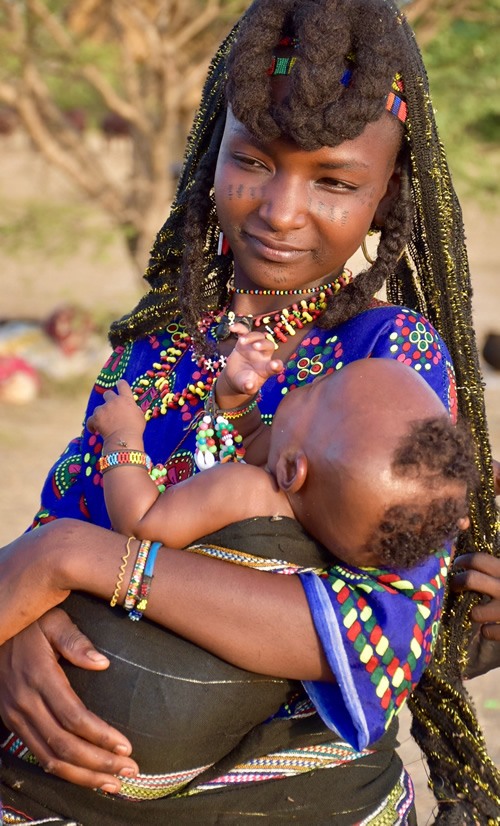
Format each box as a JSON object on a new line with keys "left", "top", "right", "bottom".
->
{"left": 258, "top": 175, "right": 307, "bottom": 232}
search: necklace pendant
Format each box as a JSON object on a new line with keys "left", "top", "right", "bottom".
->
{"left": 214, "top": 312, "right": 253, "bottom": 341}
{"left": 214, "top": 316, "right": 232, "bottom": 341}
{"left": 235, "top": 314, "right": 254, "bottom": 333}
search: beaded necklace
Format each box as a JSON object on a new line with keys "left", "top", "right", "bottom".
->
{"left": 207, "top": 269, "right": 352, "bottom": 347}
{"left": 132, "top": 270, "right": 353, "bottom": 416}
{"left": 230, "top": 275, "right": 344, "bottom": 297}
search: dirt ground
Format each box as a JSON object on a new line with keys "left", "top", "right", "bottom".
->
{"left": 0, "top": 142, "right": 499, "bottom": 823}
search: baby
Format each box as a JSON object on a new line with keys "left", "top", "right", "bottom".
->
{"left": 0, "top": 334, "right": 476, "bottom": 772}
{"left": 89, "top": 327, "right": 474, "bottom": 571}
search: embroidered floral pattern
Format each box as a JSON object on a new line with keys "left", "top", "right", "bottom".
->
{"left": 388, "top": 309, "right": 443, "bottom": 371}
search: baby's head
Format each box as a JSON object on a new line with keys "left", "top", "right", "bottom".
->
{"left": 268, "top": 359, "right": 477, "bottom": 569}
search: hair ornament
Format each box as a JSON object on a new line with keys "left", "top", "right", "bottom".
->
{"left": 268, "top": 46, "right": 408, "bottom": 124}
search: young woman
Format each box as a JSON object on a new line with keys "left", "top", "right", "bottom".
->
{"left": 1, "top": 0, "right": 499, "bottom": 823}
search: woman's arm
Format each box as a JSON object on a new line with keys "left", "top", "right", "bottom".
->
{"left": 0, "top": 519, "right": 330, "bottom": 681}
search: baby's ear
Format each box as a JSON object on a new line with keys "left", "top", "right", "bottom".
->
{"left": 457, "top": 515, "right": 470, "bottom": 532}
{"left": 275, "top": 450, "right": 308, "bottom": 494}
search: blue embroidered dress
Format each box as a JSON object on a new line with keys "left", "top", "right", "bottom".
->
{"left": 30, "top": 303, "right": 456, "bottom": 756}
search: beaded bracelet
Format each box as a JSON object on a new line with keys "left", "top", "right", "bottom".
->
{"left": 128, "top": 540, "right": 162, "bottom": 622}
{"left": 98, "top": 450, "right": 153, "bottom": 474}
{"left": 110, "top": 535, "right": 136, "bottom": 607}
{"left": 221, "top": 392, "right": 262, "bottom": 421}
{"left": 124, "top": 539, "right": 151, "bottom": 612}
{"left": 206, "top": 381, "right": 260, "bottom": 421}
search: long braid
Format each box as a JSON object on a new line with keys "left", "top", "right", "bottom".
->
{"left": 178, "top": 115, "right": 229, "bottom": 356}
{"left": 384, "top": 12, "right": 500, "bottom": 823}
{"left": 109, "top": 26, "right": 239, "bottom": 347}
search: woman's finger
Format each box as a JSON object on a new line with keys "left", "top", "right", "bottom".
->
{"left": 479, "top": 623, "right": 500, "bottom": 642}
{"left": 470, "top": 599, "right": 500, "bottom": 626}
{"left": 40, "top": 607, "right": 111, "bottom": 670}
{"left": 0, "top": 619, "right": 138, "bottom": 788}
{"left": 451, "top": 553, "right": 500, "bottom": 600}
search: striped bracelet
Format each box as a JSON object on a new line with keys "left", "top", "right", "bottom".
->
{"left": 98, "top": 450, "right": 153, "bottom": 474}
{"left": 124, "top": 539, "right": 151, "bottom": 612}
{"left": 222, "top": 392, "right": 262, "bottom": 420}
{"left": 129, "top": 541, "right": 162, "bottom": 622}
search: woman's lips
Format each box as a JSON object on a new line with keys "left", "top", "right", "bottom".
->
{"left": 244, "top": 231, "right": 309, "bottom": 262}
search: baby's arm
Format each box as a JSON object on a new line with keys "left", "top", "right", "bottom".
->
{"left": 0, "top": 461, "right": 286, "bottom": 644}
{"left": 88, "top": 383, "right": 278, "bottom": 544}
{"left": 109, "top": 460, "right": 280, "bottom": 546}
{"left": 86, "top": 380, "right": 161, "bottom": 537}
{"left": 215, "top": 323, "right": 283, "bottom": 464}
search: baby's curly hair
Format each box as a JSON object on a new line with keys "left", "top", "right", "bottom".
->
{"left": 365, "top": 417, "right": 478, "bottom": 569}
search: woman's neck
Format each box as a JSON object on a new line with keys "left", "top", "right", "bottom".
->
{"left": 229, "top": 269, "right": 351, "bottom": 317}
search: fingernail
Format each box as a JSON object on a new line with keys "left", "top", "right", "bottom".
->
{"left": 101, "top": 783, "right": 119, "bottom": 794}
{"left": 86, "top": 650, "right": 109, "bottom": 663}
{"left": 114, "top": 743, "right": 131, "bottom": 756}
{"left": 119, "top": 767, "right": 136, "bottom": 778}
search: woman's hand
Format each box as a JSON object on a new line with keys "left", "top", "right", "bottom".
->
{"left": 451, "top": 552, "right": 500, "bottom": 677}
{"left": 452, "top": 552, "right": 500, "bottom": 638}
{"left": 0, "top": 608, "right": 138, "bottom": 791}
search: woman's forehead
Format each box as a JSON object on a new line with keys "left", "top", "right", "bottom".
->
{"left": 223, "top": 106, "right": 402, "bottom": 166}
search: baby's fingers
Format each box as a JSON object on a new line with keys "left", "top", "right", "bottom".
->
{"left": 116, "top": 379, "right": 134, "bottom": 399}
{"left": 269, "top": 358, "right": 284, "bottom": 376}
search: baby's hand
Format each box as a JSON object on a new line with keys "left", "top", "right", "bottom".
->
{"left": 224, "top": 323, "right": 284, "bottom": 397}
{"left": 86, "top": 380, "right": 145, "bottom": 445}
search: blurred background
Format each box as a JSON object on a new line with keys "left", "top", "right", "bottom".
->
{"left": 0, "top": 2, "right": 499, "bottom": 822}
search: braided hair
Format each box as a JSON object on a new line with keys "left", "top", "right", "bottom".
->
{"left": 109, "top": 1, "right": 500, "bottom": 819}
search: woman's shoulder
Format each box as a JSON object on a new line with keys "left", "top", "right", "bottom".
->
{"left": 337, "top": 300, "right": 451, "bottom": 359}
{"left": 336, "top": 301, "right": 456, "bottom": 415}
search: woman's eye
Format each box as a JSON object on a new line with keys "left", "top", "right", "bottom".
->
{"left": 233, "top": 153, "right": 268, "bottom": 170}
{"left": 318, "top": 178, "right": 355, "bottom": 191}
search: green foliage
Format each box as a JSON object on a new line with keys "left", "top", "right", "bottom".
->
{"left": 418, "top": 1, "right": 500, "bottom": 200}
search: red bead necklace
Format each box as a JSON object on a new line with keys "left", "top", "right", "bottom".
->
{"left": 210, "top": 270, "right": 352, "bottom": 347}
{"left": 132, "top": 270, "right": 352, "bottom": 415}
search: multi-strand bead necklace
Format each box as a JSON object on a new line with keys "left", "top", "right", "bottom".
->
{"left": 133, "top": 270, "right": 352, "bottom": 419}
{"left": 201, "top": 270, "right": 352, "bottom": 347}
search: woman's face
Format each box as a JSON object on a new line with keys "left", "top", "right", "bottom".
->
{"left": 214, "top": 109, "right": 402, "bottom": 292}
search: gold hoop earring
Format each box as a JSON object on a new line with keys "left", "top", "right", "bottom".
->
{"left": 361, "top": 237, "right": 375, "bottom": 265}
